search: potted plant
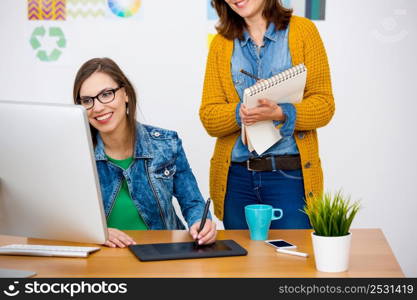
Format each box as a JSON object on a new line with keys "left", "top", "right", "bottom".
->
{"left": 302, "top": 191, "right": 361, "bottom": 272}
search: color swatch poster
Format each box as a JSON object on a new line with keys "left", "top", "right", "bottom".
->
{"left": 285, "top": 0, "right": 326, "bottom": 20}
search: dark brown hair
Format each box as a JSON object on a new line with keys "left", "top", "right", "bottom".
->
{"left": 211, "top": 0, "right": 293, "bottom": 40}
{"left": 73, "top": 57, "right": 137, "bottom": 146}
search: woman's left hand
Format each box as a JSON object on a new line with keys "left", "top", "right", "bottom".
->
{"left": 240, "top": 99, "right": 285, "bottom": 126}
{"left": 189, "top": 219, "right": 217, "bottom": 245}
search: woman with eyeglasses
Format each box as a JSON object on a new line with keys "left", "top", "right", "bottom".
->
{"left": 73, "top": 57, "right": 216, "bottom": 248}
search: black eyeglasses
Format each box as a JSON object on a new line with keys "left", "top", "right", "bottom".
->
{"left": 78, "top": 86, "right": 123, "bottom": 110}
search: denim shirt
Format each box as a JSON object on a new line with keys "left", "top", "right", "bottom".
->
{"left": 231, "top": 23, "right": 299, "bottom": 162}
{"left": 94, "top": 122, "right": 210, "bottom": 230}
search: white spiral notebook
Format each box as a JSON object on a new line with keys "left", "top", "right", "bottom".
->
{"left": 242, "top": 64, "right": 307, "bottom": 154}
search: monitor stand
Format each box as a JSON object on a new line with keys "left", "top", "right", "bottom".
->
{"left": 0, "top": 268, "right": 36, "bottom": 278}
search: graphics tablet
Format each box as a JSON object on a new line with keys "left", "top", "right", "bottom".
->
{"left": 129, "top": 239, "right": 247, "bottom": 261}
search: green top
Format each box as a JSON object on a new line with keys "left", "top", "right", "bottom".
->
{"left": 106, "top": 155, "right": 148, "bottom": 230}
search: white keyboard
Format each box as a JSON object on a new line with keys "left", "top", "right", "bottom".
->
{"left": 0, "top": 244, "right": 100, "bottom": 258}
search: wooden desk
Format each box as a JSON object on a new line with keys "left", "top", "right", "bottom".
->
{"left": 0, "top": 229, "right": 403, "bottom": 278}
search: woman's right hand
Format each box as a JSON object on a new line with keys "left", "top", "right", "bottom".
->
{"left": 240, "top": 100, "right": 284, "bottom": 126}
{"left": 104, "top": 228, "right": 136, "bottom": 248}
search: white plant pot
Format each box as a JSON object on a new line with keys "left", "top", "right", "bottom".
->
{"left": 311, "top": 232, "right": 352, "bottom": 273}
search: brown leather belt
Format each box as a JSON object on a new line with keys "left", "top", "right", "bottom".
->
{"left": 232, "top": 155, "right": 301, "bottom": 171}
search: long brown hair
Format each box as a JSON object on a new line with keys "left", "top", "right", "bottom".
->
{"left": 211, "top": 0, "right": 293, "bottom": 40}
{"left": 73, "top": 57, "right": 137, "bottom": 147}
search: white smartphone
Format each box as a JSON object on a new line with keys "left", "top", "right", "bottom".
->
{"left": 264, "top": 239, "right": 297, "bottom": 249}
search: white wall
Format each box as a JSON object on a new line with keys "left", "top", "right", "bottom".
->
{"left": 0, "top": 0, "right": 416, "bottom": 276}
{"left": 317, "top": 0, "right": 417, "bottom": 277}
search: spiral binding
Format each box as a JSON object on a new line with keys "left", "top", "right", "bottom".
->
{"left": 248, "top": 64, "right": 306, "bottom": 96}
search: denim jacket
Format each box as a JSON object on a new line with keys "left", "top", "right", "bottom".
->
{"left": 94, "top": 122, "right": 209, "bottom": 230}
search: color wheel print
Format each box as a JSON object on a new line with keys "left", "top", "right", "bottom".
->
{"left": 108, "top": 0, "right": 141, "bottom": 18}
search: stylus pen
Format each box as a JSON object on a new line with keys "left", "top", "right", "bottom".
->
{"left": 195, "top": 198, "right": 211, "bottom": 245}
{"left": 276, "top": 248, "right": 309, "bottom": 258}
{"left": 240, "top": 69, "right": 261, "bottom": 81}
{"left": 198, "top": 198, "right": 211, "bottom": 234}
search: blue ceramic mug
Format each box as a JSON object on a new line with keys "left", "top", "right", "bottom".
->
{"left": 245, "top": 204, "right": 283, "bottom": 240}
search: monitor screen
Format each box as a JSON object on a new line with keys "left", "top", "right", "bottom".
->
{"left": 0, "top": 100, "right": 107, "bottom": 244}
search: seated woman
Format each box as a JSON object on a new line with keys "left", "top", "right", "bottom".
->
{"left": 73, "top": 57, "right": 216, "bottom": 248}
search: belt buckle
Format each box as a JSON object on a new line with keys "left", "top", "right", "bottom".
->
{"left": 246, "top": 160, "right": 254, "bottom": 171}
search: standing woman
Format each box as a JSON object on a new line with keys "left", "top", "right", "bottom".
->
{"left": 200, "top": 0, "right": 335, "bottom": 229}
{"left": 74, "top": 58, "right": 216, "bottom": 247}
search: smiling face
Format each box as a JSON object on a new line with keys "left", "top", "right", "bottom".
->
{"left": 224, "top": 0, "right": 265, "bottom": 20}
{"left": 79, "top": 71, "right": 128, "bottom": 137}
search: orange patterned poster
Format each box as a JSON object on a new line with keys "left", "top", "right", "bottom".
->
{"left": 28, "top": 0, "right": 66, "bottom": 21}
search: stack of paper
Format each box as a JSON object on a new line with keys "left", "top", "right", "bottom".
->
{"left": 242, "top": 64, "right": 307, "bottom": 154}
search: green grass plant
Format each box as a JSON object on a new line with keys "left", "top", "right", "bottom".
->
{"left": 302, "top": 191, "right": 360, "bottom": 237}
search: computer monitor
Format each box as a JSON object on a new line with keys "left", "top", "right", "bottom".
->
{"left": 0, "top": 100, "right": 108, "bottom": 244}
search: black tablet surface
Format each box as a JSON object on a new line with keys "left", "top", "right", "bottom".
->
{"left": 129, "top": 239, "right": 247, "bottom": 262}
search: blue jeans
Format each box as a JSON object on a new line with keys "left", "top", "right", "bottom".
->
{"left": 223, "top": 164, "right": 311, "bottom": 229}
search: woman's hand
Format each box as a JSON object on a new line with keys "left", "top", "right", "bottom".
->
{"left": 240, "top": 99, "right": 285, "bottom": 126}
{"left": 189, "top": 219, "right": 217, "bottom": 245}
{"left": 104, "top": 228, "right": 136, "bottom": 248}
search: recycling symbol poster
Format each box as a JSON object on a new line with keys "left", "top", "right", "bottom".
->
{"left": 30, "top": 26, "right": 66, "bottom": 62}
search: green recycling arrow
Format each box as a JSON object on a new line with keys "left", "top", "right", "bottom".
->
{"left": 30, "top": 26, "right": 46, "bottom": 50}
{"left": 30, "top": 26, "right": 67, "bottom": 62}
{"left": 49, "top": 27, "right": 66, "bottom": 48}
{"left": 37, "top": 49, "right": 62, "bottom": 62}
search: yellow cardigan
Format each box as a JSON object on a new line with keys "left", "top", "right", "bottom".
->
{"left": 200, "top": 16, "right": 335, "bottom": 220}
